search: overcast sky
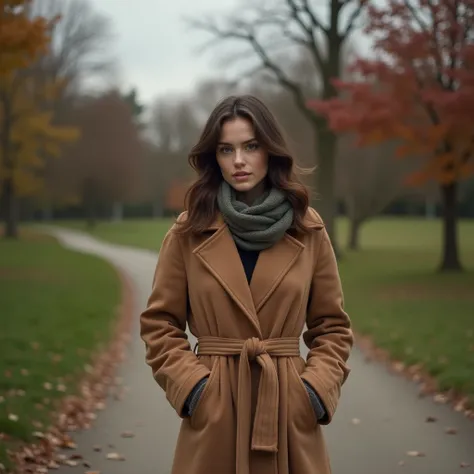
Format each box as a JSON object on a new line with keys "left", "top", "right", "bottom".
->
{"left": 93, "top": 0, "right": 240, "bottom": 105}
{"left": 92, "top": 0, "right": 370, "bottom": 107}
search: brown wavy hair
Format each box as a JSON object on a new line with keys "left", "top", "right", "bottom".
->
{"left": 176, "top": 95, "right": 311, "bottom": 235}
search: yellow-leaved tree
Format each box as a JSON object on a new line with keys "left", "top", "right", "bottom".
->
{"left": 0, "top": 0, "right": 79, "bottom": 238}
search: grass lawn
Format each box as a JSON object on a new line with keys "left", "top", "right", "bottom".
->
{"left": 54, "top": 216, "right": 474, "bottom": 406}
{"left": 0, "top": 228, "right": 121, "bottom": 469}
{"left": 337, "top": 218, "right": 474, "bottom": 406}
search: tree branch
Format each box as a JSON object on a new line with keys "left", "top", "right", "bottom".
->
{"left": 286, "top": 0, "right": 325, "bottom": 72}
{"left": 188, "top": 17, "right": 319, "bottom": 124}
{"left": 343, "top": 2, "right": 365, "bottom": 37}
{"left": 403, "top": 0, "right": 430, "bottom": 33}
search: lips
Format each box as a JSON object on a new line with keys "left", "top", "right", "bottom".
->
{"left": 233, "top": 172, "right": 250, "bottom": 177}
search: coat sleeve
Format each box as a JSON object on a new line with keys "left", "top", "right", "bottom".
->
{"left": 301, "top": 227, "right": 353, "bottom": 425}
{"left": 140, "top": 224, "right": 211, "bottom": 418}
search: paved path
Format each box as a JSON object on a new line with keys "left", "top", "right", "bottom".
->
{"left": 47, "top": 227, "right": 474, "bottom": 474}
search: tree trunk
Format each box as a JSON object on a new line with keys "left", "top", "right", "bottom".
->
{"left": 41, "top": 202, "right": 53, "bottom": 221}
{"left": 2, "top": 177, "right": 19, "bottom": 239}
{"left": 83, "top": 178, "right": 99, "bottom": 230}
{"left": 152, "top": 199, "right": 163, "bottom": 218}
{"left": 348, "top": 218, "right": 361, "bottom": 251}
{"left": 314, "top": 122, "right": 339, "bottom": 256}
{"left": 439, "top": 182, "right": 462, "bottom": 272}
{"left": 112, "top": 201, "right": 123, "bottom": 221}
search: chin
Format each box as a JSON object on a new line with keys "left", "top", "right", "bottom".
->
{"left": 231, "top": 181, "right": 256, "bottom": 193}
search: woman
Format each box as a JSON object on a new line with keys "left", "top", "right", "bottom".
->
{"left": 140, "top": 95, "right": 353, "bottom": 474}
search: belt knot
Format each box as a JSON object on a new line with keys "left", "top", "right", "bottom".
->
{"left": 244, "top": 337, "right": 265, "bottom": 360}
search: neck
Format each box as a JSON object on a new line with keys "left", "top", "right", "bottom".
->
{"left": 236, "top": 180, "right": 266, "bottom": 206}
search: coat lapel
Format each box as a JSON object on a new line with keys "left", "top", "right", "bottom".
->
{"left": 249, "top": 234, "right": 304, "bottom": 313}
{"left": 192, "top": 208, "right": 324, "bottom": 331}
{"left": 193, "top": 224, "right": 262, "bottom": 336}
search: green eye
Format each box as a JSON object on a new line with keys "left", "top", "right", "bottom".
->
{"left": 246, "top": 142, "right": 259, "bottom": 151}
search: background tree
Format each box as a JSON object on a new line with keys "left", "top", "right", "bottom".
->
{"left": 336, "top": 136, "right": 413, "bottom": 250}
{"left": 313, "top": 0, "right": 474, "bottom": 271}
{"left": 143, "top": 95, "right": 202, "bottom": 216}
{"left": 0, "top": 0, "right": 78, "bottom": 238}
{"left": 63, "top": 90, "right": 143, "bottom": 228}
{"left": 188, "top": 0, "right": 367, "bottom": 253}
{"left": 29, "top": 0, "right": 117, "bottom": 218}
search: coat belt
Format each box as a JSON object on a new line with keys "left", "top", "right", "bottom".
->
{"left": 197, "top": 336, "right": 300, "bottom": 473}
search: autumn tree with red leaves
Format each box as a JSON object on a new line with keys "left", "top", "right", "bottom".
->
{"left": 311, "top": 0, "right": 474, "bottom": 272}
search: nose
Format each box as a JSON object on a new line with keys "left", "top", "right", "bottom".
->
{"left": 234, "top": 149, "right": 245, "bottom": 166}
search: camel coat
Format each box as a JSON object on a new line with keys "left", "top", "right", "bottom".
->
{"left": 140, "top": 208, "right": 353, "bottom": 474}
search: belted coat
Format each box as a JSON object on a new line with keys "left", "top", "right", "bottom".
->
{"left": 140, "top": 208, "right": 353, "bottom": 474}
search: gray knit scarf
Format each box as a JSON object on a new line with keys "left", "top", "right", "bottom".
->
{"left": 217, "top": 181, "right": 294, "bottom": 251}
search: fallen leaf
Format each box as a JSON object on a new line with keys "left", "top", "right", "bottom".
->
{"left": 43, "top": 382, "right": 53, "bottom": 391}
{"left": 460, "top": 462, "right": 471, "bottom": 468}
{"left": 57, "top": 384, "right": 67, "bottom": 392}
{"left": 8, "top": 413, "right": 18, "bottom": 422}
{"left": 21, "top": 368, "right": 29, "bottom": 376}
{"left": 433, "top": 393, "right": 448, "bottom": 404}
{"left": 406, "top": 451, "right": 426, "bottom": 457}
{"left": 32, "top": 431, "right": 45, "bottom": 439}
{"left": 93, "top": 445, "right": 102, "bottom": 452}
{"left": 351, "top": 418, "right": 361, "bottom": 425}
{"left": 83, "top": 461, "right": 91, "bottom": 468}
{"left": 425, "top": 416, "right": 437, "bottom": 423}
{"left": 121, "top": 431, "right": 135, "bottom": 438}
{"left": 62, "top": 440, "right": 77, "bottom": 449}
{"left": 96, "top": 402, "right": 106, "bottom": 410}
{"left": 106, "top": 452, "right": 125, "bottom": 461}
{"left": 47, "top": 460, "right": 59, "bottom": 469}
{"left": 445, "top": 427, "right": 457, "bottom": 435}
{"left": 65, "top": 460, "right": 78, "bottom": 467}
{"left": 70, "top": 453, "right": 83, "bottom": 460}
{"left": 393, "top": 361, "right": 405, "bottom": 372}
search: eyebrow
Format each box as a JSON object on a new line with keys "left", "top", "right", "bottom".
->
{"left": 217, "top": 138, "right": 257, "bottom": 146}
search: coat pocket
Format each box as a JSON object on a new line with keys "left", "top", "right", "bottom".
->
{"left": 288, "top": 358, "right": 318, "bottom": 431}
{"left": 189, "top": 357, "right": 219, "bottom": 429}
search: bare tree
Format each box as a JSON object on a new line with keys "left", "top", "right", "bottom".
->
{"left": 30, "top": 0, "right": 117, "bottom": 98}
{"left": 145, "top": 96, "right": 203, "bottom": 216}
{"left": 187, "top": 0, "right": 367, "bottom": 253}
{"left": 336, "top": 136, "right": 411, "bottom": 250}
{"left": 60, "top": 90, "right": 144, "bottom": 227}
{"left": 28, "top": 0, "right": 117, "bottom": 218}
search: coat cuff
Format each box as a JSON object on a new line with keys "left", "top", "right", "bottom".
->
{"left": 300, "top": 372, "right": 336, "bottom": 425}
{"left": 182, "top": 376, "right": 208, "bottom": 416}
{"left": 170, "top": 365, "right": 211, "bottom": 418}
{"left": 303, "top": 380, "right": 327, "bottom": 421}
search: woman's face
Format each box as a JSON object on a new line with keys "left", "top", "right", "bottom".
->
{"left": 216, "top": 117, "right": 268, "bottom": 204}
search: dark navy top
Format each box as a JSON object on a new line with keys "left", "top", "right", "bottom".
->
{"left": 236, "top": 247, "right": 260, "bottom": 283}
